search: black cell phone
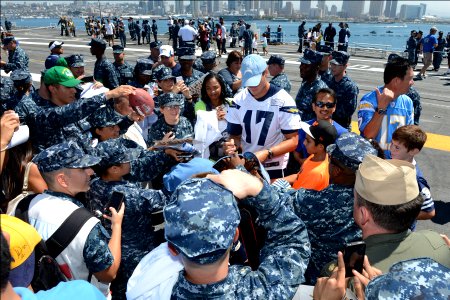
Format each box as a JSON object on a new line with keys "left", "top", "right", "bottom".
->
{"left": 81, "top": 75, "right": 94, "bottom": 83}
{"left": 343, "top": 241, "right": 366, "bottom": 277}
{"left": 104, "top": 191, "right": 124, "bottom": 215}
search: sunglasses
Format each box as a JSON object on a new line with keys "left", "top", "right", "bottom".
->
{"left": 314, "top": 101, "right": 336, "bottom": 109}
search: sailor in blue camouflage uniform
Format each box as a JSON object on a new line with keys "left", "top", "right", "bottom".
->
{"left": 112, "top": 45, "right": 134, "bottom": 85}
{"left": 193, "top": 50, "right": 217, "bottom": 73}
{"left": 164, "top": 169, "right": 310, "bottom": 299}
{"left": 295, "top": 49, "right": 329, "bottom": 121}
{"left": 175, "top": 47, "right": 205, "bottom": 87}
{"left": 267, "top": 54, "right": 292, "bottom": 93}
{"left": 147, "top": 92, "right": 193, "bottom": 146}
{"left": 87, "top": 139, "right": 168, "bottom": 300}
{"left": 90, "top": 38, "right": 120, "bottom": 89}
{"left": 407, "top": 85, "right": 421, "bottom": 125}
{"left": 365, "top": 258, "right": 450, "bottom": 299}
{"left": 322, "top": 51, "right": 359, "bottom": 130}
{"left": 316, "top": 44, "right": 333, "bottom": 78}
{"left": 273, "top": 132, "right": 377, "bottom": 284}
{"left": 129, "top": 58, "right": 153, "bottom": 89}
{"left": 1, "top": 36, "right": 29, "bottom": 73}
{"left": 9, "top": 70, "right": 41, "bottom": 126}
{"left": 87, "top": 105, "right": 133, "bottom": 143}
{"left": 30, "top": 141, "right": 124, "bottom": 295}
{"left": 33, "top": 66, "right": 134, "bottom": 152}
{"left": 0, "top": 76, "right": 17, "bottom": 114}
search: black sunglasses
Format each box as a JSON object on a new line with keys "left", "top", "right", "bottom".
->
{"left": 314, "top": 101, "right": 336, "bottom": 109}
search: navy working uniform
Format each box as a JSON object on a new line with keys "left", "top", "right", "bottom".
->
{"left": 193, "top": 50, "right": 217, "bottom": 73}
{"left": 295, "top": 50, "right": 328, "bottom": 121}
{"left": 165, "top": 175, "right": 311, "bottom": 299}
{"left": 267, "top": 55, "right": 292, "bottom": 93}
{"left": 406, "top": 31, "right": 418, "bottom": 67}
{"left": 29, "top": 142, "right": 115, "bottom": 295}
{"left": 175, "top": 47, "right": 205, "bottom": 87}
{"left": 147, "top": 93, "right": 193, "bottom": 146}
{"left": 2, "top": 36, "right": 29, "bottom": 73}
{"left": 88, "top": 140, "right": 168, "bottom": 300}
{"left": 112, "top": 45, "right": 134, "bottom": 85}
{"left": 407, "top": 86, "right": 421, "bottom": 125}
{"left": 322, "top": 51, "right": 359, "bottom": 130}
{"left": 90, "top": 38, "right": 120, "bottom": 89}
{"left": 9, "top": 70, "right": 41, "bottom": 126}
{"left": 129, "top": 58, "right": 152, "bottom": 89}
{"left": 0, "top": 76, "right": 16, "bottom": 114}
{"left": 277, "top": 132, "right": 377, "bottom": 284}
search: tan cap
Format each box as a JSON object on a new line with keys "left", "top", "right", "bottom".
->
{"left": 355, "top": 155, "right": 419, "bottom": 205}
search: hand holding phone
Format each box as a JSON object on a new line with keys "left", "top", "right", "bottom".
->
{"left": 343, "top": 241, "right": 366, "bottom": 278}
{"left": 104, "top": 191, "right": 124, "bottom": 216}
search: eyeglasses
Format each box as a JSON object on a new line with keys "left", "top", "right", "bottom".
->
{"left": 314, "top": 101, "right": 336, "bottom": 109}
{"left": 164, "top": 105, "right": 180, "bottom": 111}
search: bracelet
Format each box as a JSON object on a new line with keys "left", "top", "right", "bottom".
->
{"left": 267, "top": 149, "right": 274, "bottom": 159}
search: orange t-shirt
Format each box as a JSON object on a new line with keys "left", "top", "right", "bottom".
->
{"left": 292, "top": 154, "right": 330, "bottom": 191}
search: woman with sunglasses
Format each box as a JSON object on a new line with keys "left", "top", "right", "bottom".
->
{"left": 293, "top": 88, "right": 348, "bottom": 165}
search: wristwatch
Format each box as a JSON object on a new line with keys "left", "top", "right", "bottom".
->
{"left": 376, "top": 107, "right": 387, "bottom": 115}
{"left": 267, "top": 149, "right": 274, "bottom": 159}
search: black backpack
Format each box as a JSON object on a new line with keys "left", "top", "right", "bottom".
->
{"left": 15, "top": 194, "right": 94, "bottom": 291}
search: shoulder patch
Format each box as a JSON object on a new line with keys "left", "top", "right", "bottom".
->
{"left": 358, "top": 101, "right": 374, "bottom": 111}
{"left": 228, "top": 101, "right": 241, "bottom": 109}
{"left": 280, "top": 106, "right": 299, "bottom": 114}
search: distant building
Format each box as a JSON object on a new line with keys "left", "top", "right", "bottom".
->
{"left": 399, "top": 3, "right": 427, "bottom": 20}
{"left": 284, "top": 1, "right": 294, "bottom": 16}
{"left": 213, "top": 0, "right": 223, "bottom": 14}
{"left": 191, "top": 0, "right": 200, "bottom": 17}
{"left": 309, "top": 7, "right": 323, "bottom": 18}
{"left": 369, "top": 0, "right": 384, "bottom": 17}
{"left": 330, "top": 4, "right": 338, "bottom": 16}
{"left": 384, "top": 0, "right": 398, "bottom": 18}
{"left": 341, "top": 0, "right": 365, "bottom": 18}
{"left": 300, "top": 0, "right": 311, "bottom": 16}
{"left": 228, "top": 0, "right": 237, "bottom": 12}
{"left": 174, "top": 0, "right": 183, "bottom": 14}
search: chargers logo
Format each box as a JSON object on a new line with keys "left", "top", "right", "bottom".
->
{"left": 358, "top": 102, "right": 374, "bottom": 111}
{"left": 280, "top": 106, "right": 299, "bottom": 114}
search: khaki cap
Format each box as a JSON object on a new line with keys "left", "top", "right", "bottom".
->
{"left": 355, "top": 155, "right": 419, "bottom": 205}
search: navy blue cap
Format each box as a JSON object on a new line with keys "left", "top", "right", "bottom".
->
{"left": 112, "top": 45, "right": 124, "bottom": 54}
{"left": 299, "top": 49, "right": 323, "bottom": 65}
{"left": 2, "top": 36, "right": 15, "bottom": 46}
{"left": 326, "top": 132, "right": 377, "bottom": 172}
{"left": 150, "top": 41, "right": 162, "bottom": 49}
{"left": 316, "top": 44, "right": 333, "bottom": 55}
{"left": 33, "top": 141, "right": 101, "bottom": 173}
{"left": 158, "top": 92, "right": 184, "bottom": 107}
{"left": 95, "top": 139, "right": 141, "bottom": 169}
{"left": 330, "top": 51, "right": 350, "bottom": 65}
{"left": 178, "top": 47, "right": 196, "bottom": 60}
{"left": 154, "top": 66, "right": 175, "bottom": 81}
{"left": 65, "top": 54, "right": 85, "bottom": 67}
{"left": 88, "top": 38, "right": 107, "bottom": 49}
{"left": 267, "top": 54, "right": 285, "bottom": 65}
{"left": 10, "top": 70, "right": 32, "bottom": 84}
{"left": 88, "top": 106, "right": 123, "bottom": 128}
{"left": 200, "top": 51, "right": 217, "bottom": 64}
{"left": 134, "top": 58, "right": 153, "bottom": 75}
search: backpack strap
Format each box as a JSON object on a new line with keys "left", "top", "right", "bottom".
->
{"left": 14, "top": 193, "right": 39, "bottom": 224}
{"left": 45, "top": 207, "right": 94, "bottom": 259}
{"left": 21, "top": 162, "right": 33, "bottom": 192}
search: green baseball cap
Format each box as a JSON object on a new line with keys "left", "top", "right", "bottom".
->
{"left": 43, "top": 66, "right": 82, "bottom": 87}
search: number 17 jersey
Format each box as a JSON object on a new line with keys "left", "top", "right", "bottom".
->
{"left": 226, "top": 85, "right": 301, "bottom": 170}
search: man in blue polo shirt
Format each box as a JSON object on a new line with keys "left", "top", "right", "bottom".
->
{"left": 417, "top": 26, "right": 438, "bottom": 79}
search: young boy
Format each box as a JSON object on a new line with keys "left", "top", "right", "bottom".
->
{"left": 283, "top": 120, "right": 337, "bottom": 191}
{"left": 390, "top": 125, "right": 435, "bottom": 229}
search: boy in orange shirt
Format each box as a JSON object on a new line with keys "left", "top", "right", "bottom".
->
{"left": 284, "top": 120, "right": 337, "bottom": 190}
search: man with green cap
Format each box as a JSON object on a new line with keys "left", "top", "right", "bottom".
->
{"left": 33, "top": 66, "right": 135, "bottom": 152}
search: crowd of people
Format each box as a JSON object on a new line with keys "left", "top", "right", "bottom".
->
{"left": 1, "top": 18, "right": 450, "bottom": 300}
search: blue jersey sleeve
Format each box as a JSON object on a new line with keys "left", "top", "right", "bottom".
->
{"left": 357, "top": 90, "right": 377, "bottom": 135}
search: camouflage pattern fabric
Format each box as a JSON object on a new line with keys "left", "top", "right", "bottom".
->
{"left": 270, "top": 72, "right": 292, "bottom": 93}
{"left": 295, "top": 76, "right": 329, "bottom": 121}
{"left": 113, "top": 61, "right": 134, "bottom": 85}
{"left": 0, "top": 76, "right": 17, "bottom": 114}
{"left": 4, "top": 45, "right": 29, "bottom": 73}
{"left": 365, "top": 258, "right": 450, "bottom": 300}
{"left": 94, "top": 57, "right": 120, "bottom": 89}
{"left": 407, "top": 86, "right": 421, "bottom": 125}
{"left": 169, "top": 178, "right": 311, "bottom": 299}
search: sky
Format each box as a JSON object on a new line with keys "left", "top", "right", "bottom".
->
{"left": 3, "top": 1, "right": 450, "bottom": 18}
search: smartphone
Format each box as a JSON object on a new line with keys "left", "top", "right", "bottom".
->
{"left": 175, "top": 76, "right": 183, "bottom": 83}
{"left": 81, "top": 75, "right": 94, "bottom": 83}
{"left": 104, "top": 191, "right": 124, "bottom": 215}
{"left": 343, "top": 241, "right": 366, "bottom": 277}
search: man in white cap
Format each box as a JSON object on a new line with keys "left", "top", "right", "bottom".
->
{"left": 225, "top": 54, "right": 301, "bottom": 179}
{"left": 353, "top": 155, "right": 450, "bottom": 272}
{"left": 45, "top": 40, "right": 64, "bottom": 69}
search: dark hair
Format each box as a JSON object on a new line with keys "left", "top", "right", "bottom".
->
{"left": 1, "top": 232, "right": 11, "bottom": 291}
{"left": 313, "top": 87, "right": 336, "bottom": 104}
{"left": 392, "top": 125, "right": 427, "bottom": 151}
{"left": 367, "top": 139, "right": 386, "bottom": 159}
{"left": 355, "top": 192, "right": 423, "bottom": 232}
{"left": 1, "top": 141, "right": 34, "bottom": 211}
{"left": 226, "top": 50, "right": 243, "bottom": 68}
{"left": 200, "top": 72, "right": 227, "bottom": 109}
{"left": 384, "top": 57, "right": 411, "bottom": 84}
